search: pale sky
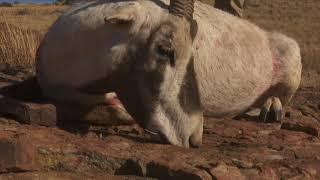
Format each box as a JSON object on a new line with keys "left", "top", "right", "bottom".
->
{"left": 0, "top": 0, "right": 54, "bottom": 3}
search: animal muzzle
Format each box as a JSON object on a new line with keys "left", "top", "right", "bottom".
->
{"left": 144, "top": 128, "right": 169, "bottom": 144}
{"left": 144, "top": 127, "right": 202, "bottom": 148}
{"left": 144, "top": 115, "right": 203, "bottom": 148}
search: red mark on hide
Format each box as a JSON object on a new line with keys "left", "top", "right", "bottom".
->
{"left": 106, "top": 96, "right": 125, "bottom": 109}
{"left": 255, "top": 54, "right": 280, "bottom": 95}
{"left": 255, "top": 83, "right": 265, "bottom": 95}
{"left": 272, "top": 55, "right": 280, "bottom": 80}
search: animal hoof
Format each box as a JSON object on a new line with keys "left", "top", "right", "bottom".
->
{"left": 259, "top": 97, "right": 283, "bottom": 123}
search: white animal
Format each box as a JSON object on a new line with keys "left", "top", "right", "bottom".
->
{"left": 36, "top": 0, "right": 302, "bottom": 148}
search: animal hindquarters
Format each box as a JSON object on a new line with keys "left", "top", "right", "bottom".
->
{"left": 267, "top": 32, "right": 302, "bottom": 106}
{"left": 193, "top": 15, "right": 274, "bottom": 118}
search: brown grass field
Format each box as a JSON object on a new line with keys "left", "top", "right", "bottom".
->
{"left": 0, "top": 1, "right": 319, "bottom": 82}
{"left": 0, "top": 4, "right": 66, "bottom": 71}
{"left": 245, "top": 0, "right": 320, "bottom": 87}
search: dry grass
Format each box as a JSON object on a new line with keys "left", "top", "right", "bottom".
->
{"left": 0, "top": 4, "right": 67, "bottom": 71}
{"left": 244, "top": 0, "right": 320, "bottom": 73}
{"left": 201, "top": 0, "right": 320, "bottom": 74}
{"left": 0, "top": 22, "right": 42, "bottom": 69}
{"left": 0, "top": 4, "right": 67, "bottom": 31}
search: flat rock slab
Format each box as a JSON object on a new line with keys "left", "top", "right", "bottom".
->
{"left": 281, "top": 116, "right": 320, "bottom": 137}
{"left": 0, "top": 134, "right": 37, "bottom": 173}
{"left": 0, "top": 172, "right": 153, "bottom": 180}
{"left": 0, "top": 95, "right": 57, "bottom": 127}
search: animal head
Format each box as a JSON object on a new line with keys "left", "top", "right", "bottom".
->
{"left": 139, "top": 16, "right": 202, "bottom": 146}
{"left": 140, "top": 0, "right": 201, "bottom": 148}
{"left": 119, "top": 0, "right": 201, "bottom": 147}
{"left": 104, "top": 0, "right": 200, "bottom": 147}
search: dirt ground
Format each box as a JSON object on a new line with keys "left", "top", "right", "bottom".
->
{"left": 0, "top": 84, "right": 319, "bottom": 179}
{"left": 0, "top": 1, "right": 319, "bottom": 179}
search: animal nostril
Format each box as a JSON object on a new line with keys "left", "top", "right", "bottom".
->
{"left": 189, "top": 138, "right": 200, "bottom": 148}
{"left": 158, "top": 132, "right": 169, "bottom": 144}
{"left": 189, "top": 134, "right": 202, "bottom": 148}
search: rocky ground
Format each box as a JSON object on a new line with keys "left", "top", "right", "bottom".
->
{"left": 0, "top": 72, "right": 319, "bottom": 180}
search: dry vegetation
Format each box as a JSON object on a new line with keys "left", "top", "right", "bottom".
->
{"left": 200, "top": 0, "right": 319, "bottom": 75}
{"left": 244, "top": 0, "right": 320, "bottom": 75}
{"left": 0, "top": 4, "right": 66, "bottom": 30}
{"left": 0, "top": 4, "right": 66, "bottom": 72}
{"left": 0, "top": 22, "right": 42, "bottom": 70}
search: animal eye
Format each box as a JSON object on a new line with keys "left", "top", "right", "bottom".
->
{"left": 156, "top": 44, "right": 175, "bottom": 66}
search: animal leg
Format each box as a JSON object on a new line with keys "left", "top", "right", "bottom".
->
{"left": 42, "top": 85, "right": 134, "bottom": 125}
{"left": 259, "top": 96, "right": 283, "bottom": 123}
{"left": 104, "top": 92, "right": 125, "bottom": 109}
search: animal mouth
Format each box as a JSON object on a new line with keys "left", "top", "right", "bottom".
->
{"left": 144, "top": 128, "right": 168, "bottom": 144}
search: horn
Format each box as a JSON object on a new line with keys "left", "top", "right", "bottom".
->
{"left": 169, "top": 0, "right": 195, "bottom": 21}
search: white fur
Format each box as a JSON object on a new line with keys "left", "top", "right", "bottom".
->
{"left": 36, "top": 0, "right": 302, "bottom": 147}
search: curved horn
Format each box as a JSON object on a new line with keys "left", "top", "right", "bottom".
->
{"left": 169, "top": 0, "right": 195, "bottom": 21}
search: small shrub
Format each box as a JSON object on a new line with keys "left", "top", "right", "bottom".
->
{"left": 0, "top": 2, "right": 13, "bottom": 7}
{"left": 16, "top": 8, "right": 31, "bottom": 15}
{"left": 54, "top": 0, "right": 66, "bottom": 5}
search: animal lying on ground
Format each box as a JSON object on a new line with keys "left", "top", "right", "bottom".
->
{"left": 36, "top": 0, "right": 302, "bottom": 148}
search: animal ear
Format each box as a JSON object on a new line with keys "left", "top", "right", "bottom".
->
{"left": 104, "top": 5, "right": 137, "bottom": 25}
{"left": 190, "top": 19, "right": 198, "bottom": 41}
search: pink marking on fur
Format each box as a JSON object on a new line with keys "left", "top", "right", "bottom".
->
{"left": 106, "top": 97, "right": 125, "bottom": 109}
{"left": 272, "top": 55, "right": 280, "bottom": 79}
{"left": 255, "top": 54, "right": 280, "bottom": 95}
{"left": 255, "top": 83, "right": 266, "bottom": 94}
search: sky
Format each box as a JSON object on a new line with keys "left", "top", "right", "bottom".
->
{"left": 0, "top": 0, "right": 54, "bottom": 3}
